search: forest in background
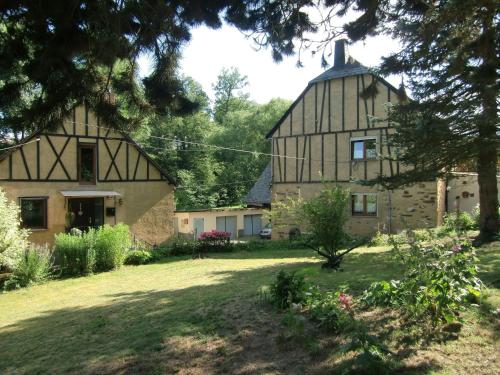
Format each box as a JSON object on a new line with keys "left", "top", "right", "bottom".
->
{"left": 133, "top": 67, "right": 290, "bottom": 210}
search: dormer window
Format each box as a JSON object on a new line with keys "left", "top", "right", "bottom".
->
{"left": 351, "top": 138, "right": 377, "bottom": 161}
{"left": 78, "top": 144, "right": 96, "bottom": 184}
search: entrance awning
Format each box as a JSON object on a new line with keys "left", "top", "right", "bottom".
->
{"left": 60, "top": 190, "right": 121, "bottom": 198}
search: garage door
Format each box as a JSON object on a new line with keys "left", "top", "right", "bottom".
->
{"left": 193, "top": 218, "right": 204, "bottom": 239}
{"left": 243, "top": 214, "right": 262, "bottom": 236}
{"left": 216, "top": 216, "right": 237, "bottom": 239}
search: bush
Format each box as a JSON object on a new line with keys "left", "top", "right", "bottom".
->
{"left": 270, "top": 270, "right": 307, "bottom": 309}
{"left": 369, "top": 231, "right": 406, "bottom": 247}
{"left": 54, "top": 230, "right": 96, "bottom": 276}
{"left": 150, "top": 246, "right": 172, "bottom": 261}
{"left": 0, "top": 188, "right": 29, "bottom": 271}
{"left": 197, "top": 230, "right": 232, "bottom": 254}
{"left": 4, "top": 246, "right": 53, "bottom": 290}
{"left": 94, "top": 224, "right": 131, "bottom": 271}
{"left": 167, "top": 237, "right": 199, "bottom": 256}
{"left": 125, "top": 250, "right": 152, "bottom": 265}
{"left": 368, "top": 231, "right": 390, "bottom": 247}
{"left": 54, "top": 224, "right": 131, "bottom": 275}
{"left": 360, "top": 280, "right": 400, "bottom": 307}
{"left": 362, "top": 235, "right": 482, "bottom": 324}
{"left": 442, "top": 211, "right": 476, "bottom": 233}
{"left": 303, "top": 286, "right": 353, "bottom": 332}
{"left": 412, "top": 228, "right": 436, "bottom": 242}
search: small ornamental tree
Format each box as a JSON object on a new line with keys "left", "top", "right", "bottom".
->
{"left": 301, "top": 186, "right": 359, "bottom": 269}
{"left": 268, "top": 186, "right": 359, "bottom": 269}
{"left": 0, "top": 188, "right": 29, "bottom": 271}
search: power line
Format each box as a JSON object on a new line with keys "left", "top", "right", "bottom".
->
{"left": 69, "top": 120, "right": 391, "bottom": 165}
{"left": 0, "top": 137, "right": 40, "bottom": 152}
{"left": 71, "top": 120, "right": 303, "bottom": 161}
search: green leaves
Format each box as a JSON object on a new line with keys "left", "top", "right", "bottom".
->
{"left": 270, "top": 270, "right": 307, "bottom": 310}
{"left": 362, "top": 234, "right": 483, "bottom": 325}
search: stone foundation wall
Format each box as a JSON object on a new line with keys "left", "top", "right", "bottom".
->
{"left": 271, "top": 181, "right": 440, "bottom": 239}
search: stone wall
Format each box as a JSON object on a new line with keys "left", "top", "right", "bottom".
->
{"left": 271, "top": 181, "right": 440, "bottom": 239}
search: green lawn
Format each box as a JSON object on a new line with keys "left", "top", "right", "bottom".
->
{"left": 0, "top": 243, "right": 498, "bottom": 374}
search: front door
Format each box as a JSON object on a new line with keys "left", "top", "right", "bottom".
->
{"left": 68, "top": 198, "right": 104, "bottom": 231}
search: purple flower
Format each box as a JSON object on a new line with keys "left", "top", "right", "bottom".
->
{"left": 452, "top": 244, "right": 462, "bottom": 253}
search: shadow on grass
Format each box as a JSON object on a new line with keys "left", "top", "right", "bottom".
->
{"left": 477, "top": 243, "right": 500, "bottom": 289}
{"left": 0, "top": 251, "right": 442, "bottom": 375}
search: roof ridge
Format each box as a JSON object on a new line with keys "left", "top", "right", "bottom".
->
{"left": 309, "top": 58, "right": 372, "bottom": 84}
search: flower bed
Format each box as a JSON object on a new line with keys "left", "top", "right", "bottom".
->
{"left": 197, "top": 230, "right": 232, "bottom": 254}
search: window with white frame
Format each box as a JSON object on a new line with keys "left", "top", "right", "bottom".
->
{"left": 351, "top": 194, "right": 377, "bottom": 216}
{"left": 351, "top": 137, "right": 377, "bottom": 160}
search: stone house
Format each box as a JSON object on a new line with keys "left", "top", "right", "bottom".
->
{"left": 0, "top": 105, "right": 175, "bottom": 246}
{"left": 265, "top": 40, "right": 446, "bottom": 237}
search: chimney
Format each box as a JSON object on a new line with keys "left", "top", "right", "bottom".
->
{"left": 334, "top": 39, "right": 347, "bottom": 68}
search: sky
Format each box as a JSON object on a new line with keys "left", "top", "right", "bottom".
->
{"left": 138, "top": 23, "right": 402, "bottom": 104}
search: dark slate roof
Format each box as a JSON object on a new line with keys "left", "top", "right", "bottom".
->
{"left": 309, "top": 57, "right": 372, "bottom": 84}
{"left": 245, "top": 162, "right": 271, "bottom": 206}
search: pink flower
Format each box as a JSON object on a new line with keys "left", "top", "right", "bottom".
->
{"left": 452, "top": 244, "right": 462, "bottom": 253}
{"left": 338, "top": 293, "right": 353, "bottom": 310}
{"left": 198, "top": 230, "right": 230, "bottom": 241}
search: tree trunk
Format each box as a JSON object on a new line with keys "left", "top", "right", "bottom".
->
{"left": 477, "top": 129, "right": 499, "bottom": 241}
{"left": 477, "top": 8, "right": 499, "bottom": 241}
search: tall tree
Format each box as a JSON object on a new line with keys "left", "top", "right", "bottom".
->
{"left": 0, "top": 1, "right": 314, "bottom": 136}
{"left": 210, "top": 97, "right": 291, "bottom": 206}
{"left": 223, "top": 0, "right": 499, "bottom": 240}
{"left": 212, "top": 67, "right": 250, "bottom": 124}
{"left": 134, "top": 77, "right": 219, "bottom": 209}
{"left": 333, "top": 0, "right": 499, "bottom": 240}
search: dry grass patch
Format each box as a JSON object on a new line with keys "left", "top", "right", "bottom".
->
{"left": 0, "top": 242, "right": 498, "bottom": 374}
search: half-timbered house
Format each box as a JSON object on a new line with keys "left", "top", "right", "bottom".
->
{"left": 266, "top": 40, "right": 445, "bottom": 237}
{"left": 0, "top": 105, "right": 175, "bottom": 245}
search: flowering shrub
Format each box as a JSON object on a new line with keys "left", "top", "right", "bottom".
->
{"left": 362, "top": 234, "right": 482, "bottom": 324}
{"left": 303, "top": 286, "right": 353, "bottom": 332}
{"left": 0, "top": 188, "right": 29, "bottom": 271}
{"left": 198, "top": 229, "right": 230, "bottom": 242}
{"left": 338, "top": 292, "right": 354, "bottom": 312}
{"left": 197, "top": 230, "right": 232, "bottom": 254}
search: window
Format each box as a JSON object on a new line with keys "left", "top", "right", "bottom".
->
{"left": 351, "top": 194, "right": 377, "bottom": 216}
{"left": 78, "top": 144, "right": 96, "bottom": 184}
{"left": 351, "top": 138, "right": 377, "bottom": 160}
{"left": 20, "top": 197, "right": 47, "bottom": 229}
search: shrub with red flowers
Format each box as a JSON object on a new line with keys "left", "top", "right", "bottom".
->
{"left": 196, "top": 230, "right": 233, "bottom": 255}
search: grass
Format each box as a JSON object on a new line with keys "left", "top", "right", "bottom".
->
{"left": 0, "top": 242, "right": 498, "bottom": 374}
